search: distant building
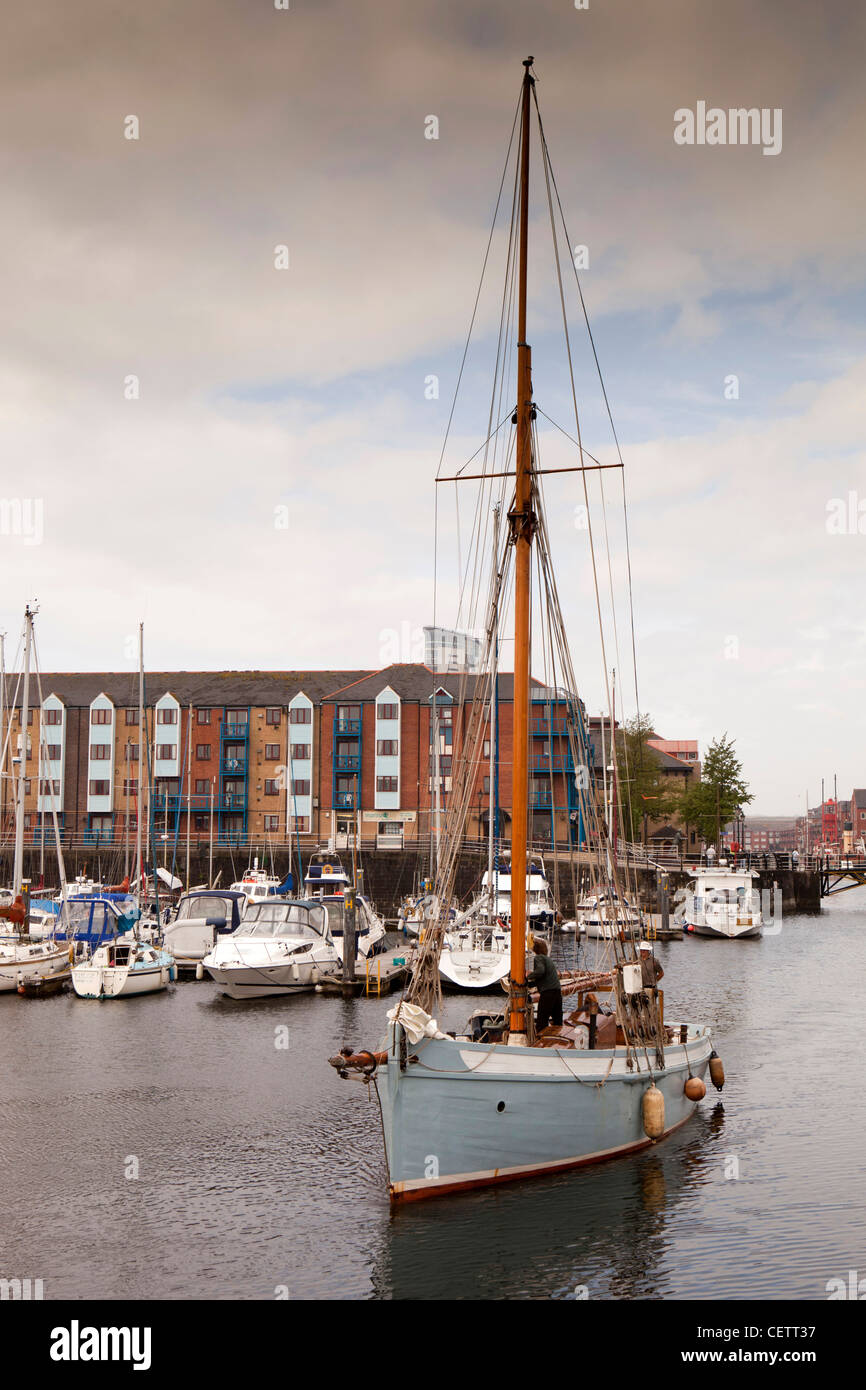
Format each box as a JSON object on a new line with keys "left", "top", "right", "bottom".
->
{"left": 423, "top": 626, "right": 483, "bottom": 673}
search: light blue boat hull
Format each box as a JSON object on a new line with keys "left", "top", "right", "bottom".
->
{"left": 378, "top": 1024, "right": 713, "bottom": 1201}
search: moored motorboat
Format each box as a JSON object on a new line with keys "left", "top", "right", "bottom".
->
{"left": 71, "top": 940, "right": 175, "bottom": 999}
{"left": 203, "top": 897, "right": 342, "bottom": 998}
{"left": 162, "top": 888, "right": 246, "bottom": 972}
{"left": 681, "top": 864, "right": 763, "bottom": 938}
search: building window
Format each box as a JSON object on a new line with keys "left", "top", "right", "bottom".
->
{"left": 226, "top": 709, "right": 248, "bottom": 725}
{"left": 290, "top": 815, "right": 310, "bottom": 833}
{"left": 40, "top": 779, "right": 61, "bottom": 796}
{"left": 264, "top": 779, "right": 279, "bottom": 796}
{"left": 195, "top": 779, "right": 209, "bottom": 796}
{"left": 378, "top": 820, "right": 403, "bottom": 837}
{"left": 157, "top": 707, "right": 178, "bottom": 724}
{"left": 266, "top": 708, "right": 281, "bottom": 726}
{"left": 290, "top": 706, "right": 311, "bottom": 725}
{"left": 292, "top": 779, "right": 310, "bottom": 797}
{"left": 263, "top": 814, "right": 280, "bottom": 832}
{"left": 157, "top": 744, "right": 177, "bottom": 760}
{"left": 89, "top": 780, "right": 110, "bottom": 796}
{"left": 45, "top": 744, "right": 61, "bottom": 761}
{"left": 89, "top": 744, "right": 111, "bottom": 760}
{"left": 197, "top": 709, "right": 211, "bottom": 724}
{"left": 23, "top": 812, "right": 33, "bottom": 829}
{"left": 377, "top": 776, "right": 398, "bottom": 793}
{"left": 195, "top": 744, "right": 211, "bottom": 760}
{"left": 91, "top": 708, "right": 111, "bottom": 724}
{"left": 265, "top": 744, "right": 280, "bottom": 760}
{"left": 291, "top": 743, "right": 311, "bottom": 761}
{"left": 44, "top": 708, "right": 62, "bottom": 725}
{"left": 124, "top": 744, "right": 139, "bottom": 761}
{"left": 125, "top": 709, "right": 139, "bottom": 725}
{"left": 122, "top": 779, "right": 139, "bottom": 796}
{"left": 378, "top": 704, "right": 398, "bottom": 720}
{"left": 194, "top": 815, "right": 208, "bottom": 831}
{"left": 483, "top": 776, "right": 490, "bottom": 793}
{"left": 377, "top": 740, "right": 399, "bottom": 756}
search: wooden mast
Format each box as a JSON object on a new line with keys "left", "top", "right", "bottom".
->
{"left": 508, "top": 57, "right": 535, "bottom": 1040}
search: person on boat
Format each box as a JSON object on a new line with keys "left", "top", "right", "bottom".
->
{"left": 528, "top": 937, "right": 562, "bottom": 1030}
{"left": 638, "top": 940, "right": 664, "bottom": 988}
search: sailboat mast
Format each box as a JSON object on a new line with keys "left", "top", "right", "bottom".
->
{"left": 488, "top": 502, "right": 500, "bottom": 908}
{"left": 13, "top": 605, "right": 34, "bottom": 895}
{"left": 135, "top": 623, "right": 143, "bottom": 904}
{"left": 508, "top": 58, "right": 535, "bottom": 1040}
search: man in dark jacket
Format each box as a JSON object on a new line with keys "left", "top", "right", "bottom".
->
{"left": 529, "top": 938, "right": 562, "bottom": 1030}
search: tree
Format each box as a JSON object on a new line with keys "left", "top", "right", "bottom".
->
{"left": 678, "top": 733, "right": 753, "bottom": 848}
{"left": 614, "top": 713, "right": 681, "bottom": 841}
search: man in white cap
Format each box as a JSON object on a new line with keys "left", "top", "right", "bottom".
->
{"left": 638, "top": 940, "right": 664, "bottom": 989}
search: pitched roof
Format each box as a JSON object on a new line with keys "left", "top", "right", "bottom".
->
{"left": 2, "top": 671, "right": 372, "bottom": 709}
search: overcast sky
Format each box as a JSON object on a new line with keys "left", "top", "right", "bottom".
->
{"left": 1, "top": 0, "right": 864, "bottom": 814}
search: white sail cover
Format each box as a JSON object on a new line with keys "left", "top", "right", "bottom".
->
{"left": 386, "top": 1001, "right": 449, "bottom": 1044}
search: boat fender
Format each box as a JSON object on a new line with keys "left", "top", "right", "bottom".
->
{"left": 169, "top": 965, "right": 177, "bottom": 982}
{"left": 195, "top": 961, "right": 204, "bottom": 980}
{"left": 709, "top": 1051, "right": 725, "bottom": 1091}
{"left": 642, "top": 1082, "right": 665, "bottom": 1140}
{"left": 684, "top": 1076, "right": 706, "bottom": 1102}
{"left": 291, "top": 962, "right": 299, "bottom": 980}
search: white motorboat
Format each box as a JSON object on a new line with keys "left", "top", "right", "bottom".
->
{"left": 71, "top": 939, "right": 175, "bottom": 998}
{"left": 478, "top": 857, "right": 557, "bottom": 934}
{"left": 578, "top": 889, "right": 642, "bottom": 939}
{"left": 230, "top": 858, "right": 286, "bottom": 909}
{"left": 202, "top": 897, "right": 342, "bottom": 998}
{"left": 439, "top": 918, "right": 511, "bottom": 990}
{"left": 681, "top": 865, "right": 763, "bottom": 939}
{"left": 161, "top": 889, "right": 247, "bottom": 971}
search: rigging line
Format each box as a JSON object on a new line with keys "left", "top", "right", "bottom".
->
{"left": 455, "top": 150, "right": 521, "bottom": 639}
{"left": 533, "top": 100, "right": 641, "bottom": 917}
{"left": 533, "top": 92, "right": 642, "bottom": 724}
{"left": 533, "top": 408, "right": 612, "bottom": 470}
{"left": 436, "top": 92, "right": 517, "bottom": 639}
{"left": 532, "top": 90, "right": 615, "bottom": 786}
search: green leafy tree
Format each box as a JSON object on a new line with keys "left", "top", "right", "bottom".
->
{"left": 614, "top": 713, "right": 680, "bottom": 841}
{"left": 678, "top": 733, "right": 753, "bottom": 847}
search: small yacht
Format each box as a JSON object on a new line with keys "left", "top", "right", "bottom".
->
{"left": 202, "top": 898, "right": 342, "bottom": 998}
{"left": 578, "top": 888, "right": 643, "bottom": 939}
{"left": 71, "top": 939, "right": 175, "bottom": 999}
{"left": 162, "top": 889, "right": 247, "bottom": 972}
{"left": 230, "top": 858, "right": 287, "bottom": 909}
{"left": 439, "top": 917, "right": 510, "bottom": 991}
{"left": 304, "top": 853, "right": 387, "bottom": 957}
{"left": 0, "top": 895, "right": 70, "bottom": 994}
{"left": 477, "top": 855, "right": 557, "bottom": 933}
{"left": 682, "top": 864, "right": 763, "bottom": 939}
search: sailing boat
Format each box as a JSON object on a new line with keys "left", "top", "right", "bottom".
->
{"left": 330, "top": 60, "right": 718, "bottom": 1201}
{"left": 70, "top": 623, "right": 175, "bottom": 999}
{"left": 0, "top": 605, "right": 71, "bottom": 993}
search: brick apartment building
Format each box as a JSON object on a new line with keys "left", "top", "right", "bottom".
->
{"left": 1, "top": 664, "right": 610, "bottom": 854}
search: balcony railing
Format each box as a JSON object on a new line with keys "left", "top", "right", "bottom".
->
{"left": 82, "top": 830, "right": 114, "bottom": 845}
{"left": 221, "top": 758, "right": 247, "bottom": 774}
{"left": 221, "top": 723, "right": 249, "bottom": 740}
{"left": 530, "top": 787, "right": 553, "bottom": 808}
{"left": 334, "top": 791, "right": 356, "bottom": 810}
{"left": 334, "top": 719, "right": 361, "bottom": 736}
{"left": 151, "top": 795, "right": 212, "bottom": 813}
{"left": 335, "top": 755, "right": 360, "bottom": 772}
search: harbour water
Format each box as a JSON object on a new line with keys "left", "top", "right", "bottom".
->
{"left": 2, "top": 889, "right": 864, "bottom": 1301}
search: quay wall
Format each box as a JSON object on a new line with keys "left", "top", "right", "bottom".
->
{"left": 1, "top": 847, "right": 822, "bottom": 919}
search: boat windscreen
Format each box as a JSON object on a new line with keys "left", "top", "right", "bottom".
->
{"left": 236, "top": 903, "right": 326, "bottom": 938}
{"left": 176, "top": 895, "right": 231, "bottom": 921}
